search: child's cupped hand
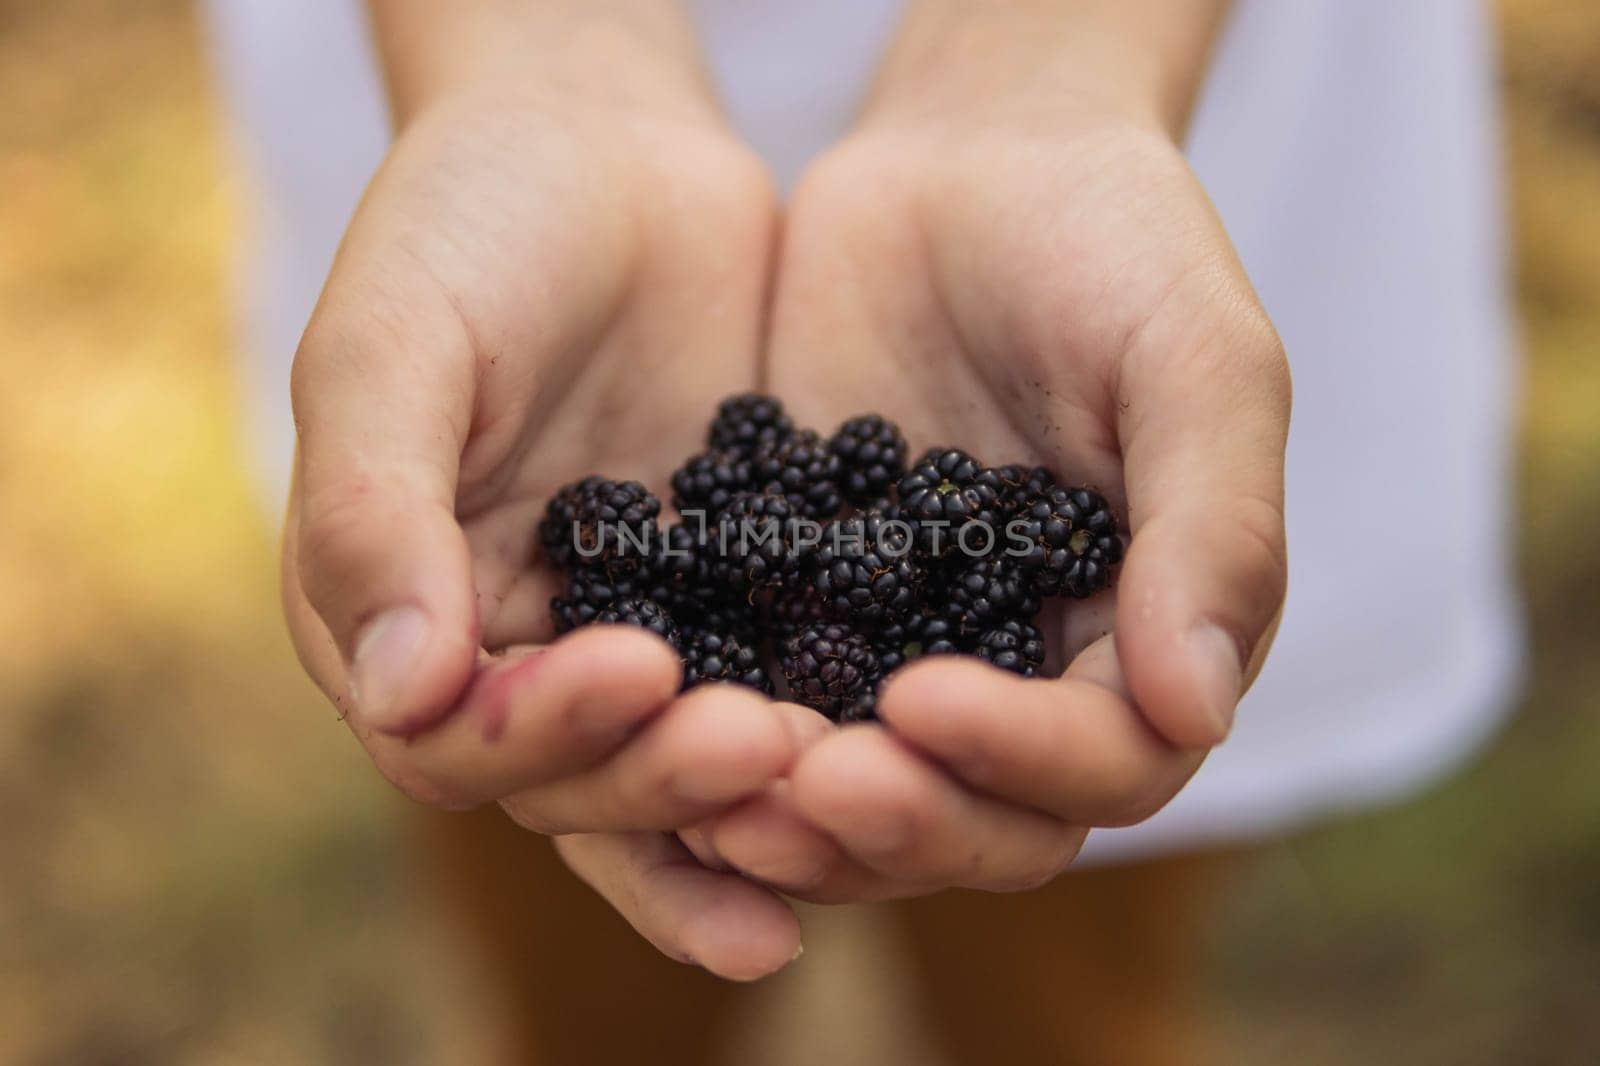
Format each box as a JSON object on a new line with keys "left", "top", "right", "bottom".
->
{"left": 685, "top": 101, "right": 1291, "bottom": 903}
{"left": 282, "top": 86, "right": 812, "bottom": 980}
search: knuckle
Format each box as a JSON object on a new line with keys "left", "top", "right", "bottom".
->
{"left": 1231, "top": 493, "right": 1290, "bottom": 616}
{"left": 789, "top": 139, "right": 905, "bottom": 232}
{"left": 1230, "top": 305, "right": 1293, "bottom": 412}
{"left": 295, "top": 480, "right": 384, "bottom": 592}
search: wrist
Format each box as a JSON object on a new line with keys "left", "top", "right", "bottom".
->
{"left": 858, "top": 1, "right": 1229, "bottom": 140}
{"left": 368, "top": 0, "right": 723, "bottom": 129}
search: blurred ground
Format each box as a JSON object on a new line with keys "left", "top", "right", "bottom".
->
{"left": 0, "top": 1, "right": 1595, "bottom": 1063}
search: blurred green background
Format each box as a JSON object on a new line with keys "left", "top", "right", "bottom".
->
{"left": 0, "top": 1, "right": 1595, "bottom": 1063}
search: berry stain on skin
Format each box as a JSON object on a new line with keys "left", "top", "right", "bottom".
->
{"left": 459, "top": 650, "right": 550, "bottom": 743}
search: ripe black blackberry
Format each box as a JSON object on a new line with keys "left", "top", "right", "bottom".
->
{"left": 942, "top": 555, "right": 1041, "bottom": 636}
{"left": 993, "top": 463, "right": 1060, "bottom": 516}
{"left": 710, "top": 491, "right": 806, "bottom": 594}
{"left": 543, "top": 478, "right": 660, "bottom": 576}
{"left": 752, "top": 430, "right": 843, "bottom": 519}
{"left": 681, "top": 630, "right": 773, "bottom": 694}
{"left": 766, "top": 587, "right": 826, "bottom": 638}
{"left": 537, "top": 476, "right": 605, "bottom": 569}
{"left": 812, "top": 511, "right": 922, "bottom": 632}
{"left": 830, "top": 414, "right": 908, "bottom": 506}
{"left": 897, "top": 448, "right": 1004, "bottom": 559}
{"left": 838, "top": 689, "right": 878, "bottom": 724}
{"left": 974, "top": 619, "right": 1046, "bottom": 677}
{"left": 781, "top": 621, "right": 881, "bottom": 720}
{"left": 1013, "top": 485, "right": 1125, "bottom": 598}
{"left": 646, "top": 523, "right": 722, "bottom": 623}
{"left": 671, "top": 449, "right": 753, "bottom": 517}
{"left": 595, "top": 598, "right": 681, "bottom": 647}
{"left": 874, "top": 610, "right": 962, "bottom": 673}
{"left": 551, "top": 568, "right": 647, "bottom": 633}
{"left": 707, "top": 392, "right": 793, "bottom": 456}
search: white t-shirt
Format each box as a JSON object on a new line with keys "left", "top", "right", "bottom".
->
{"left": 202, "top": 0, "right": 1522, "bottom": 861}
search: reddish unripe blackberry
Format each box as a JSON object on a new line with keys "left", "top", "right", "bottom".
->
{"left": 830, "top": 414, "right": 908, "bottom": 506}
{"left": 1013, "top": 486, "right": 1124, "bottom": 598}
{"left": 707, "top": 392, "right": 793, "bottom": 456}
{"left": 897, "top": 448, "right": 1004, "bottom": 559}
{"left": 974, "top": 619, "right": 1046, "bottom": 677}
{"left": 752, "top": 430, "right": 843, "bottom": 519}
{"left": 595, "top": 598, "right": 681, "bottom": 648}
{"left": 671, "top": 449, "right": 754, "bottom": 517}
{"left": 682, "top": 630, "right": 773, "bottom": 694}
{"left": 812, "top": 511, "right": 922, "bottom": 632}
{"left": 781, "top": 622, "right": 881, "bottom": 720}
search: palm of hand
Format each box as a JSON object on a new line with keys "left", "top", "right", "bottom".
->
{"left": 288, "top": 96, "right": 778, "bottom": 672}
{"left": 691, "top": 115, "right": 1289, "bottom": 901}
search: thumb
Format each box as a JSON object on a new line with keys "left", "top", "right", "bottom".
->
{"left": 1114, "top": 287, "right": 1291, "bottom": 749}
{"left": 285, "top": 281, "right": 480, "bottom": 736}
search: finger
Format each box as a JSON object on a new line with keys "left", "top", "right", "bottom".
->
{"left": 1116, "top": 280, "right": 1291, "bottom": 747}
{"left": 878, "top": 639, "right": 1205, "bottom": 827}
{"left": 287, "top": 261, "right": 480, "bottom": 736}
{"left": 788, "top": 727, "right": 1088, "bottom": 892}
{"left": 555, "top": 832, "right": 803, "bottom": 982}
{"left": 499, "top": 683, "right": 799, "bottom": 834}
{"left": 700, "top": 783, "right": 908, "bottom": 903}
{"left": 362, "top": 626, "right": 681, "bottom": 808}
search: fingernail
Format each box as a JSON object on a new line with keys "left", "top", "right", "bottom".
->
{"left": 351, "top": 606, "right": 431, "bottom": 733}
{"left": 790, "top": 943, "right": 805, "bottom": 962}
{"left": 1186, "top": 622, "right": 1242, "bottom": 743}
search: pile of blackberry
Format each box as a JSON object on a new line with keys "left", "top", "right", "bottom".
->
{"left": 538, "top": 394, "right": 1123, "bottom": 722}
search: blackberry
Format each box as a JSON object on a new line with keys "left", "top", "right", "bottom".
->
{"left": 781, "top": 622, "right": 881, "bottom": 720}
{"left": 974, "top": 619, "right": 1046, "bottom": 677}
{"left": 874, "top": 611, "right": 962, "bottom": 673}
{"left": 1013, "top": 485, "right": 1125, "bottom": 598}
{"left": 838, "top": 689, "right": 878, "bottom": 724}
{"left": 551, "top": 568, "right": 646, "bottom": 633}
{"left": 896, "top": 448, "right": 1004, "bottom": 560}
{"left": 595, "top": 598, "right": 681, "bottom": 648}
{"left": 752, "top": 430, "right": 843, "bottom": 519}
{"left": 708, "top": 392, "right": 793, "bottom": 456}
{"left": 830, "top": 414, "right": 908, "bottom": 506}
{"left": 766, "top": 587, "right": 826, "bottom": 638}
{"left": 993, "top": 463, "right": 1060, "bottom": 517}
{"left": 682, "top": 630, "right": 773, "bottom": 694}
{"left": 942, "top": 555, "right": 1041, "bottom": 636}
{"left": 671, "top": 449, "right": 753, "bottom": 517}
{"left": 648, "top": 523, "right": 721, "bottom": 622}
{"left": 537, "top": 476, "right": 605, "bottom": 569}
{"left": 551, "top": 478, "right": 662, "bottom": 576}
{"left": 812, "top": 511, "right": 922, "bottom": 632}
{"left": 710, "top": 491, "right": 806, "bottom": 594}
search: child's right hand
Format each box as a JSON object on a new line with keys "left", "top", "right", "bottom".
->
{"left": 281, "top": 11, "right": 806, "bottom": 980}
